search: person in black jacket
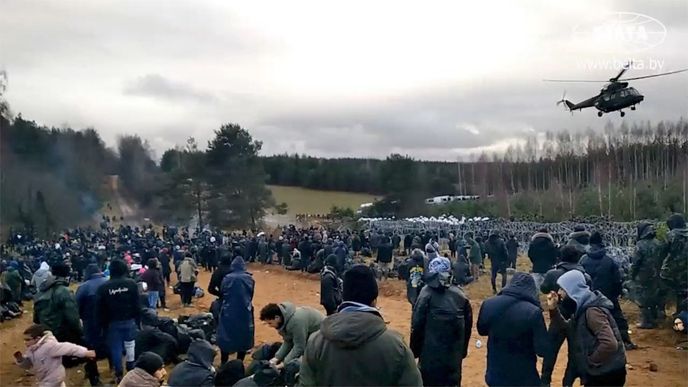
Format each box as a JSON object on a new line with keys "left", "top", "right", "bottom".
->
{"left": 411, "top": 257, "right": 473, "bottom": 386}
{"left": 477, "top": 272, "right": 549, "bottom": 386}
{"left": 167, "top": 339, "right": 217, "bottom": 387}
{"left": 486, "top": 233, "right": 509, "bottom": 294}
{"left": 320, "top": 255, "right": 342, "bottom": 315}
{"left": 95, "top": 259, "right": 141, "bottom": 382}
{"left": 208, "top": 252, "right": 234, "bottom": 298}
{"left": 403, "top": 234, "right": 412, "bottom": 255}
{"left": 580, "top": 231, "right": 637, "bottom": 350}
{"left": 506, "top": 235, "right": 519, "bottom": 269}
{"left": 539, "top": 246, "right": 591, "bottom": 386}
{"left": 528, "top": 229, "right": 559, "bottom": 290}
{"left": 376, "top": 237, "right": 394, "bottom": 279}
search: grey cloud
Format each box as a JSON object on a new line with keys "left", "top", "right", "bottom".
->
{"left": 124, "top": 74, "right": 216, "bottom": 103}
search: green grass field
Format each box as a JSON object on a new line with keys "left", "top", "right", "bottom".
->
{"left": 268, "top": 185, "right": 379, "bottom": 215}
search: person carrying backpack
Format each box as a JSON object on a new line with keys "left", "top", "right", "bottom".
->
{"left": 320, "top": 255, "right": 342, "bottom": 315}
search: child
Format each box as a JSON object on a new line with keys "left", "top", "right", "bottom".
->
{"left": 15, "top": 324, "right": 95, "bottom": 387}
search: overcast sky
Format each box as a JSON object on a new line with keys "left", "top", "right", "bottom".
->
{"left": 1, "top": 0, "right": 687, "bottom": 161}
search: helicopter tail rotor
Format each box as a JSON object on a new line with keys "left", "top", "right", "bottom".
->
{"left": 556, "top": 91, "right": 575, "bottom": 112}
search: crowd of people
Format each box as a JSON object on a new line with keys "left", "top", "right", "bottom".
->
{"left": 0, "top": 211, "right": 686, "bottom": 386}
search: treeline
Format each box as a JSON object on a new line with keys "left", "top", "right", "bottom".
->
{"left": 1, "top": 115, "right": 118, "bottom": 235}
{"left": 264, "top": 120, "right": 688, "bottom": 221}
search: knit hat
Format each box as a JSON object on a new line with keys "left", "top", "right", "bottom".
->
{"left": 343, "top": 264, "right": 378, "bottom": 306}
{"left": 428, "top": 257, "right": 451, "bottom": 274}
{"left": 51, "top": 262, "right": 71, "bottom": 278}
{"left": 135, "top": 351, "right": 164, "bottom": 375}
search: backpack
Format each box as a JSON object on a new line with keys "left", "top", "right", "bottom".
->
{"left": 322, "top": 268, "right": 343, "bottom": 305}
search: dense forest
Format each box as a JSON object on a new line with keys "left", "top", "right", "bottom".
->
{"left": 1, "top": 72, "right": 686, "bottom": 235}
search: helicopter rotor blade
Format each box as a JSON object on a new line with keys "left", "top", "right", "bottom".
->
{"left": 543, "top": 79, "right": 606, "bottom": 83}
{"left": 618, "top": 68, "right": 688, "bottom": 81}
{"left": 610, "top": 61, "right": 632, "bottom": 82}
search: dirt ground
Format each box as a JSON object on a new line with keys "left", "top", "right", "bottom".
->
{"left": 1, "top": 258, "right": 687, "bottom": 386}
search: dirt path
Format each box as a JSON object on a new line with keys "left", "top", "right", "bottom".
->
{"left": 1, "top": 261, "right": 686, "bottom": 386}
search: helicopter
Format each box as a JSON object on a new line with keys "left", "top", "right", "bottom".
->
{"left": 544, "top": 63, "right": 688, "bottom": 117}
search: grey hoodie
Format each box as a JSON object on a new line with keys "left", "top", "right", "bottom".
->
{"left": 167, "top": 339, "right": 216, "bottom": 387}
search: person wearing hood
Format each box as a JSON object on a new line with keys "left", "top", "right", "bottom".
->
{"left": 167, "top": 339, "right": 217, "bottom": 387}
{"left": 33, "top": 263, "right": 83, "bottom": 347}
{"left": 477, "top": 272, "right": 549, "bottom": 387}
{"left": 15, "top": 324, "right": 96, "bottom": 387}
{"left": 118, "top": 351, "right": 167, "bottom": 387}
{"left": 320, "top": 254, "right": 342, "bottom": 315}
{"left": 425, "top": 241, "right": 440, "bottom": 261}
{"left": 75, "top": 263, "right": 108, "bottom": 386}
{"left": 333, "top": 241, "right": 348, "bottom": 273}
{"left": 486, "top": 233, "right": 509, "bottom": 294}
{"left": 406, "top": 248, "right": 427, "bottom": 305}
{"left": 528, "top": 228, "right": 559, "bottom": 290}
{"left": 546, "top": 270, "right": 627, "bottom": 386}
{"left": 539, "top": 246, "right": 592, "bottom": 387}
{"left": 660, "top": 213, "right": 688, "bottom": 318}
{"left": 1, "top": 260, "right": 23, "bottom": 304}
{"left": 31, "top": 261, "right": 52, "bottom": 292}
{"left": 217, "top": 257, "right": 255, "bottom": 364}
{"left": 580, "top": 232, "right": 636, "bottom": 350}
{"left": 465, "top": 233, "right": 482, "bottom": 281}
{"left": 300, "top": 264, "right": 422, "bottom": 386}
{"left": 259, "top": 301, "right": 324, "bottom": 367}
{"left": 631, "top": 222, "right": 666, "bottom": 329}
{"left": 564, "top": 226, "right": 591, "bottom": 259}
{"left": 411, "top": 257, "right": 473, "bottom": 386}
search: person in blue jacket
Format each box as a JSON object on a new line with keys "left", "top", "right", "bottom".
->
{"left": 216, "top": 257, "right": 255, "bottom": 364}
{"left": 477, "top": 272, "right": 550, "bottom": 386}
{"left": 75, "top": 263, "right": 108, "bottom": 386}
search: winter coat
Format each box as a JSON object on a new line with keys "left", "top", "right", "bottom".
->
{"left": 167, "top": 340, "right": 216, "bottom": 387}
{"left": 207, "top": 263, "right": 233, "bottom": 298}
{"left": 411, "top": 272, "right": 472, "bottom": 386}
{"left": 506, "top": 238, "right": 519, "bottom": 261}
{"left": 486, "top": 235, "right": 509, "bottom": 267}
{"left": 466, "top": 237, "right": 482, "bottom": 265}
{"left": 528, "top": 232, "right": 558, "bottom": 274}
{"left": 631, "top": 223, "right": 665, "bottom": 286}
{"left": 549, "top": 282, "right": 626, "bottom": 384}
{"left": 17, "top": 332, "right": 90, "bottom": 387}
{"left": 299, "top": 302, "right": 422, "bottom": 386}
{"left": 118, "top": 367, "right": 161, "bottom": 387}
{"left": 179, "top": 257, "right": 197, "bottom": 283}
{"left": 320, "top": 263, "right": 342, "bottom": 314}
{"left": 377, "top": 242, "right": 393, "bottom": 264}
{"left": 477, "top": 272, "right": 549, "bottom": 387}
{"left": 33, "top": 277, "right": 82, "bottom": 344}
{"left": 75, "top": 271, "right": 108, "bottom": 347}
{"left": 333, "top": 243, "right": 348, "bottom": 272}
{"left": 140, "top": 267, "right": 164, "bottom": 292}
{"left": 273, "top": 302, "right": 324, "bottom": 364}
{"left": 452, "top": 256, "right": 473, "bottom": 286}
{"left": 2, "top": 267, "right": 23, "bottom": 303}
{"left": 580, "top": 245, "right": 623, "bottom": 300}
{"left": 540, "top": 262, "right": 591, "bottom": 295}
{"left": 660, "top": 218, "right": 688, "bottom": 289}
{"left": 134, "top": 327, "right": 178, "bottom": 364}
{"left": 32, "top": 262, "right": 52, "bottom": 291}
{"left": 217, "top": 257, "right": 255, "bottom": 353}
{"left": 405, "top": 252, "right": 426, "bottom": 305}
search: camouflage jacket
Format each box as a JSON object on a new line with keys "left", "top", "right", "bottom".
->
{"left": 631, "top": 237, "right": 665, "bottom": 284}
{"left": 660, "top": 228, "right": 688, "bottom": 287}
